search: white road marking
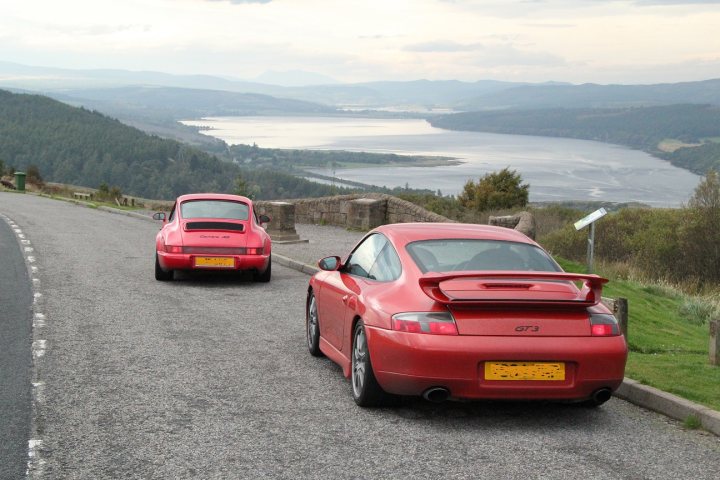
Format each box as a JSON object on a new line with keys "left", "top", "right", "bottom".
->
{"left": 33, "top": 313, "right": 46, "bottom": 327}
{"left": 32, "top": 340, "right": 47, "bottom": 359}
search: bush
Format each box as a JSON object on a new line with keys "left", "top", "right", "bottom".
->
{"left": 458, "top": 168, "right": 529, "bottom": 212}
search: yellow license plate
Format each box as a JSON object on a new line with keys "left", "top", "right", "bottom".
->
{"left": 485, "top": 361, "right": 565, "bottom": 381}
{"left": 194, "top": 256, "right": 235, "bottom": 268}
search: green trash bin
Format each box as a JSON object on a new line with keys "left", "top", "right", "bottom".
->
{"left": 14, "top": 171, "right": 26, "bottom": 192}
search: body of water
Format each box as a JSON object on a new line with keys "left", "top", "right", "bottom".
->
{"left": 182, "top": 116, "right": 702, "bottom": 207}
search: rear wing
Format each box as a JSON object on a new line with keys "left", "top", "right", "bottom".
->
{"left": 418, "top": 271, "right": 608, "bottom": 307}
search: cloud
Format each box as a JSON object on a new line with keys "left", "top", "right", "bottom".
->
{"left": 403, "top": 41, "right": 567, "bottom": 67}
{"left": 404, "top": 41, "right": 482, "bottom": 52}
{"left": 203, "top": 0, "right": 272, "bottom": 4}
{"left": 632, "top": 0, "right": 720, "bottom": 4}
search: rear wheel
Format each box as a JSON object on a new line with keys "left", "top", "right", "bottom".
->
{"left": 154, "top": 254, "right": 173, "bottom": 281}
{"left": 351, "top": 321, "right": 386, "bottom": 407}
{"left": 254, "top": 255, "right": 272, "bottom": 282}
{"left": 306, "top": 292, "right": 323, "bottom": 357}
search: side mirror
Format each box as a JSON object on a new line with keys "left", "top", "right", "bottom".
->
{"left": 318, "top": 256, "right": 342, "bottom": 271}
{"left": 258, "top": 214, "right": 271, "bottom": 224}
{"left": 152, "top": 212, "right": 166, "bottom": 221}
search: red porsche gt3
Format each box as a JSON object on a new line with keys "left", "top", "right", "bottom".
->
{"left": 306, "top": 223, "right": 627, "bottom": 407}
{"left": 153, "top": 193, "right": 272, "bottom": 282}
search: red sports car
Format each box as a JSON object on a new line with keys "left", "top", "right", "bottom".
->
{"left": 153, "top": 193, "right": 272, "bottom": 282}
{"left": 306, "top": 223, "right": 627, "bottom": 407}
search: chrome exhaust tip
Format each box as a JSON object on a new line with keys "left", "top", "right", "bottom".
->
{"left": 591, "top": 388, "right": 612, "bottom": 406}
{"left": 422, "top": 387, "right": 450, "bottom": 403}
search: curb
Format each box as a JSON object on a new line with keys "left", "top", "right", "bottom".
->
{"left": 615, "top": 378, "right": 720, "bottom": 436}
{"left": 50, "top": 198, "right": 720, "bottom": 437}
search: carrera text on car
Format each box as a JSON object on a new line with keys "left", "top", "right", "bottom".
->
{"left": 305, "top": 223, "right": 628, "bottom": 407}
{"left": 153, "top": 193, "right": 272, "bottom": 282}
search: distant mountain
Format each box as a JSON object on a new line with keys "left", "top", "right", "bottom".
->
{"left": 52, "top": 85, "right": 337, "bottom": 118}
{"left": 253, "top": 70, "right": 340, "bottom": 87}
{"left": 0, "top": 61, "right": 531, "bottom": 108}
{"left": 460, "top": 79, "right": 720, "bottom": 110}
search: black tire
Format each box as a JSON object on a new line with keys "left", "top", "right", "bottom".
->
{"left": 306, "top": 292, "right": 323, "bottom": 357}
{"left": 254, "top": 255, "right": 272, "bottom": 282}
{"left": 154, "top": 254, "right": 173, "bottom": 281}
{"left": 351, "top": 320, "right": 386, "bottom": 407}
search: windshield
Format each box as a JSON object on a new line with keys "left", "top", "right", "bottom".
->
{"left": 406, "top": 239, "right": 561, "bottom": 273}
{"left": 180, "top": 200, "right": 249, "bottom": 220}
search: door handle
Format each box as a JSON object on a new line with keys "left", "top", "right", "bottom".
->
{"left": 342, "top": 295, "right": 349, "bottom": 304}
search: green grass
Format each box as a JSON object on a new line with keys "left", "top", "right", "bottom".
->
{"left": 556, "top": 257, "right": 720, "bottom": 411}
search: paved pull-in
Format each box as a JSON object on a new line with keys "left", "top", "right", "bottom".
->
{"left": 2, "top": 193, "right": 719, "bottom": 479}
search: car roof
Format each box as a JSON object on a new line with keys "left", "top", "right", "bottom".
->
{"left": 177, "top": 193, "right": 252, "bottom": 204}
{"left": 374, "top": 222, "right": 536, "bottom": 247}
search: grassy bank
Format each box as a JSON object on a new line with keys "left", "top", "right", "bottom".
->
{"left": 558, "top": 258, "right": 720, "bottom": 411}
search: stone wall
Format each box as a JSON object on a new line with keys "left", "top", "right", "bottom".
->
{"left": 259, "top": 194, "right": 535, "bottom": 238}
{"left": 259, "top": 193, "right": 453, "bottom": 230}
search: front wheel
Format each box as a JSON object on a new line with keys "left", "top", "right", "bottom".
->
{"left": 351, "top": 321, "right": 386, "bottom": 407}
{"left": 306, "top": 292, "right": 323, "bottom": 357}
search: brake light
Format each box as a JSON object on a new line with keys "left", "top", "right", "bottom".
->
{"left": 246, "top": 247, "right": 264, "bottom": 255}
{"left": 391, "top": 312, "right": 458, "bottom": 335}
{"left": 164, "top": 244, "right": 183, "bottom": 253}
{"left": 590, "top": 313, "right": 620, "bottom": 336}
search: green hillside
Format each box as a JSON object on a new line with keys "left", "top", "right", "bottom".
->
{"left": 0, "top": 89, "right": 350, "bottom": 199}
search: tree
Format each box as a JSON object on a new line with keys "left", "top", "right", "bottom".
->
{"left": 234, "top": 174, "right": 249, "bottom": 197}
{"left": 458, "top": 167, "right": 529, "bottom": 211}
{"left": 681, "top": 169, "right": 720, "bottom": 283}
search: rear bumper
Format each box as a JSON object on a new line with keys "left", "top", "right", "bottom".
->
{"left": 157, "top": 251, "right": 270, "bottom": 272}
{"left": 365, "top": 326, "right": 627, "bottom": 401}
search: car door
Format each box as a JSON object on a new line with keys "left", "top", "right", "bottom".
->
{"left": 319, "top": 234, "right": 388, "bottom": 351}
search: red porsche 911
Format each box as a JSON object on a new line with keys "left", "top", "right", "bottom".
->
{"left": 306, "top": 223, "right": 627, "bottom": 407}
{"left": 153, "top": 193, "right": 272, "bottom": 282}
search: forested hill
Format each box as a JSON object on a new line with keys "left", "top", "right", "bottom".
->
{"left": 0, "top": 89, "right": 349, "bottom": 199}
{"left": 430, "top": 104, "right": 720, "bottom": 175}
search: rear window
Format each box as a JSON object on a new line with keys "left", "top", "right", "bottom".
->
{"left": 180, "top": 200, "right": 249, "bottom": 220}
{"left": 406, "top": 239, "right": 561, "bottom": 274}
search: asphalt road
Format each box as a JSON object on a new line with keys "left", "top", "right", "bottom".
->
{"left": 0, "top": 212, "right": 33, "bottom": 480}
{"left": 2, "top": 192, "right": 719, "bottom": 480}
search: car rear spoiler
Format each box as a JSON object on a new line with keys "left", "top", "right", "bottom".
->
{"left": 418, "top": 271, "right": 608, "bottom": 307}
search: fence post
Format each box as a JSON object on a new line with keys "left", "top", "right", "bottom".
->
{"left": 616, "top": 297, "right": 628, "bottom": 341}
{"left": 710, "top": 320, "right": 719, "bottom": 366}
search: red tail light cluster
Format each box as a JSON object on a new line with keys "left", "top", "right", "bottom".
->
{"left": 392, "top": 311, "right": 458, "bottom": 335}
{"left": 590, "top": 313, "right": 620, "bottom": 336}
{"left": 163, "top": 245, "right": 263, "bottom": 255}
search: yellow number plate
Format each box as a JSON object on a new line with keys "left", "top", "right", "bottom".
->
{"left": 194, "top": 256, "right": 235, "bottom": 268}
{"left": 485, "top": 361, "right": 565, "bottom": 381}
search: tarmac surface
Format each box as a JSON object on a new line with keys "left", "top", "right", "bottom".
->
{"left": 2, "top": 192, "right": 719, "bottom": 479}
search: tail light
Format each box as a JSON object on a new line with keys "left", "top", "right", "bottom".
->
{"left": 590, "top": 313, "right": 620, "bottom": 336}
{"left": 246, "top": 247, "right": 263, "bottom": 255}
{"left": 164, "top": 244, "right": 183, "bottom": 253}
{"left": 392, "top": 311, "right": 458, "bottom": 335}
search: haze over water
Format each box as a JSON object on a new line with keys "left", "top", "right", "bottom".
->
{"left": 183, "top": 116, "right": 702, "bottom": 207}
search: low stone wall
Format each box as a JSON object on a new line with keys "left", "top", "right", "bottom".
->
{"left": 260, "top": 193, "right": 453, "bottom": 230}
{"left": 259, "top": 194, "right": 535, "bottom": 238}
{"left": 488, "top": 211, "right": 536, "bottom": 239}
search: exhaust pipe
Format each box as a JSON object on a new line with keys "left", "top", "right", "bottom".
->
{"left": 591, "top": 388, "right": 612, "bottom": 406}
{"left": 422, "top": 387, "right": 450, "bottom": 403}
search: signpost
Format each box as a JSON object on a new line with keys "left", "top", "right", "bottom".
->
{"left": 574, "top": 208, "right": 608, "bottom": 273}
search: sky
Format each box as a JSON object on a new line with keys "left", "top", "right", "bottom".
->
{"left": 1, "top": 0, "right": 720, "bottom": 85}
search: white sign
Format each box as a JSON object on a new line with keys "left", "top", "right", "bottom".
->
{"left": 574, "top": 207, "right": 608, "bottom": 230}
